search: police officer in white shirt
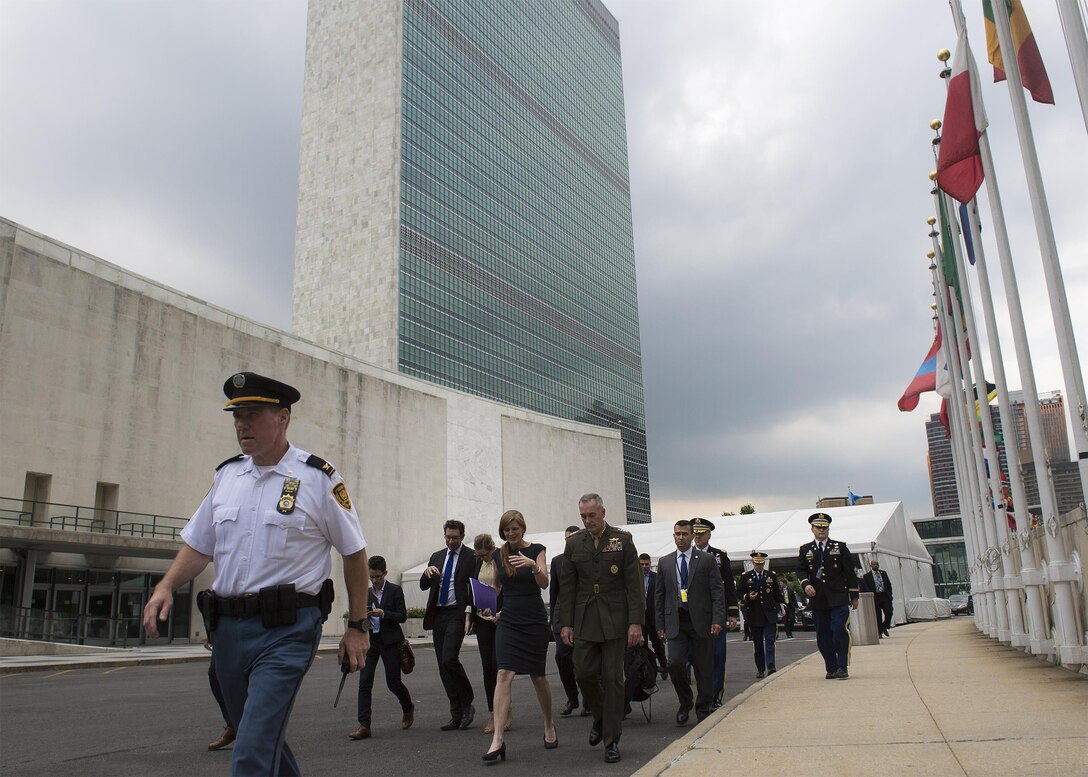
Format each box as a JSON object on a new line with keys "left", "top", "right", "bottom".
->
{"left": 142, "top": 372, "right": 370, "bottom": 776}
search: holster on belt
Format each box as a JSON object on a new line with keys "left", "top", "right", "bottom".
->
{"left": 197, "top": 589, "right": 218, "bottom": 634}
{"left": 318, "top": 578, "right": 335, "bottom": 622}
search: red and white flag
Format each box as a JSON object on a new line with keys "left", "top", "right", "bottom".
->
{"left": 937, "top": 27, "right": 988, "bottom": 203}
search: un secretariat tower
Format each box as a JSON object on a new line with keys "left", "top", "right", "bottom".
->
{"left": 292, "top": 0, "right": 651, "bottom": 522}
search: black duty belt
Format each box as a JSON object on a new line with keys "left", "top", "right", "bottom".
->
{"left": 215, "top": 591, "right": 322, "bottom": 617}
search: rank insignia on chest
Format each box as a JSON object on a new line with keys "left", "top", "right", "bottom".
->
{"left": 278, "top": 478, "right": 300, "bottom": 514}
{"left": 333, "top": 482, "right": 352, "bottom": 510}
{"left": 829, "top": 545, "right": 841, "bottom": 555}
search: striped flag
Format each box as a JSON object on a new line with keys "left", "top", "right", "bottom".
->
{"left": 983, "top": 0, "right": 1054, "bottom": 105}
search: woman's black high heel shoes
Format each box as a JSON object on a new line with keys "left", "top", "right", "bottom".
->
{"left": 482, "top": 742, "right": 507, "bottom": 764}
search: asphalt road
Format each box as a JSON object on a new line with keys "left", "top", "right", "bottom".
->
{"left": 0, "top": 634, "right": 817, "bottom": 776}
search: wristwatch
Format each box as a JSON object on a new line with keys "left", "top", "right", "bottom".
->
{"left": 345, "top": 619, "right": 371, "bottom": 633}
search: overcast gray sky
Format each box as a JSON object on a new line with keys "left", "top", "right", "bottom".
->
{"left": 1, "top": 1, "right": 1085, "bottom": 523}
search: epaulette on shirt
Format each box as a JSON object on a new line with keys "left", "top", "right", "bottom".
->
{"left": 216, "top": 454, "right": 244, "bottom": 471}
{"left": 305, "top": 454, "right": 337, "bottom": 478}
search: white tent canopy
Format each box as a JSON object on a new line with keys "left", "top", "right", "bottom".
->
{"left": 400, "top": 502, "right": 935, "bottom": 625}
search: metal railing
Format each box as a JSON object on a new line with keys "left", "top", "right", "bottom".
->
{"left": 0, "top": 497, "right": 186, "bottom": 540}
{"left": 0, "top": 605, "right": 141, "bottom": 647}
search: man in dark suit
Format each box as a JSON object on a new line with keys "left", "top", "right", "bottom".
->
{"left": 736, "top": 551, "right": 785, "bottom": 678}
{"left": 797, "top": 513, "right": 859, "bottom": 680}
{"left": 350, "top": 556, "right": 414, "bottom": 740}
{"left": 655, "top": 520, "right": 726, "bottom": 725}
{"left": 690, "top": 517, "right": 738, "bottom": 708}
{"left": 778, "top": 577, "right": 798, "bottom": 639}
{"left": 550, "top": 525, "right": 586, "bottom": 717}
{"left": 420, "top": 519, "right": 477, "bottom": 730}
{"left": 560, "top": 493, "right": 643, "bottom": 765}
{"left": 639, "top": 553, "right": 668, "bottom": 677}
{"left": 862, "top": 559, "right": 894, "bottom": 637}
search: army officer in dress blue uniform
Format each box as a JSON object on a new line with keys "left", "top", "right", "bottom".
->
{"left": 143, "top": 372, "right": 371, "bottom": 776}
{"left": 736, "top": 551, "right": 785, "bottom": 678}
{"left": 796, "top": 513, "right": 858, "bottom": 679}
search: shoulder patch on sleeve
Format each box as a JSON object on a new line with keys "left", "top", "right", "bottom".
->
{"left": 216, "top": 454, "right": 244, "bottom": 471}
{"left": 332, "top": 482, "right": 352, "bottom": 510}
{"left": 305, "top": 454, "right": 337, "bottom": 478}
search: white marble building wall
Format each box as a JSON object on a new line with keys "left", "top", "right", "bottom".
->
{"left": 0, "top": 219, "right": 624, "bottom": 635}
{"left": 292, "top": 0, "right": 403, "bottom": 368}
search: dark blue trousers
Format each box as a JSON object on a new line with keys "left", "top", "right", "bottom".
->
{"left": 213, "top": 607, "right": 322, "bottom": 776}
{"left": 812, "top": 605, "right": 851, "bottom": 672}
{"left": 751, "top": 621, "right": 777, "bottom": 672}
{"left": 711, "top": 629, "right": 728, "bottom": 703}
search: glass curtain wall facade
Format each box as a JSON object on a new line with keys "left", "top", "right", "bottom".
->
{"left": 398, "top": 0, "right": 650, "bottom": 521}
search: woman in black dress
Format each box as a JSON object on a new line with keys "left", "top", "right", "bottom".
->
{"left": 482, "top": 510, "right": 556, "bottom": 763}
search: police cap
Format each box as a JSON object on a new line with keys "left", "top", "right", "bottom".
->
{"left": 222, "top": 372, "right": 301, "bottom": 411}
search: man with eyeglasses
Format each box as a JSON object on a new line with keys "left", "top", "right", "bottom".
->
{"left": 421, "top": 519, "right": 478, "bottom": 730}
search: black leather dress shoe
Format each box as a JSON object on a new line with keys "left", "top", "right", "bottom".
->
{"left": 825, "top": 671, "right": 836, "bottom": 680}
{"left": 459, "top": 703, "right": 475, "bottom": 730}
{"left": 604, "top": 742, "right": 621, "bottom": 763}
{"left": 767, "top": 666, "right": 776, "bottom": 675}
{"left": 676, "top": 704, "right": 692, "bottom": 725}
{"left": 560, "top": 699, "right": 578, "bottom": 716}
{"left": 835, "top": 667, "right": 849, "bottom": 680}
{"left": 756, "top": 671, "right": 765, "bottom": 679}
{"left": 588, "top": 724, "right": 603, "bottom": 746}
{"left": 440, "top": 718, "right": 461, "bottom": 731}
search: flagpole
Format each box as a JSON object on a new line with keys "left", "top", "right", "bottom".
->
{"left": 932, "top": 199, "right": 1000, "bottom": 640}
{"left": 952, "top": 191, "right": 1035, "bottom": 649}
{"left": 991, "top": 0, "right": 1088, "bottom": 666}
{"left": 940, "top": 183, "right": 1012, "bottom": 643}
{"left": 929, "top": 260, "right": 985, "bottom": 623}
{"left": 931, "top": 27, "right": 1029, "bottom": 645}
{"left": 1055, "top": 0, "right": 1088, "bottom": 132}
{"left": 991, "top": 0, "right": 1088, "bottom": 502}
{"left": 945, "top": 0, "right": 1057, "bottom": 656}
{"left": 929, "top": 212, "right": 994, "bottom": 634}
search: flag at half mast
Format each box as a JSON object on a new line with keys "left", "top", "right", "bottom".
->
{"left": 898, "top": 323, "right": 943, "bottom": 412}
{"left": 983, "top": 0, "right": 1054, "bottom": 105}
{"left": 937, "top": 25, "right": 988, "bottom": 204}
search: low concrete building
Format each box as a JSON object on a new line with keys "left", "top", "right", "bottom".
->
{"left": 0, "top": 218, "right": 626, "bottom": 643}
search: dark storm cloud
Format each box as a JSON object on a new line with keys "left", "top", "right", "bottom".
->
{"left": 0, "top": 1, "right": 1083, "bottom": 519}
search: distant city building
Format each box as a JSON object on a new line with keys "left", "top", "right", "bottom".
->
{"left": 1007, "top": 390, "right": 1071, "bottom": 463}
{"left": 925, "top": 391, "right": 1083, "bottom": 520}
{"left": 911, "top": 515, "right": 969, "bottom": 597}
{"left": 292, "top": 0, "right": 651, "bottom": 521}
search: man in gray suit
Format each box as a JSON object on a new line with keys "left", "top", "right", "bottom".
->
{"left": 655, "top": 520, "right": 726, "bottom": 725}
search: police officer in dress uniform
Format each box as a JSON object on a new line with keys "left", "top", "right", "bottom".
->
{"left": 689, "top": 518, "right": 738, "bottom": 708}
{"left": 796, "top": 513, "right": 858, "bottom": 679}
{"left": 559, "top": 493, "right": 643, "bottom": 765}
{"left": 736, "top": 551, "right": 785, "bottom": 678}
{"left": 142, "top": 372, "right": 371, "bottom": 776}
